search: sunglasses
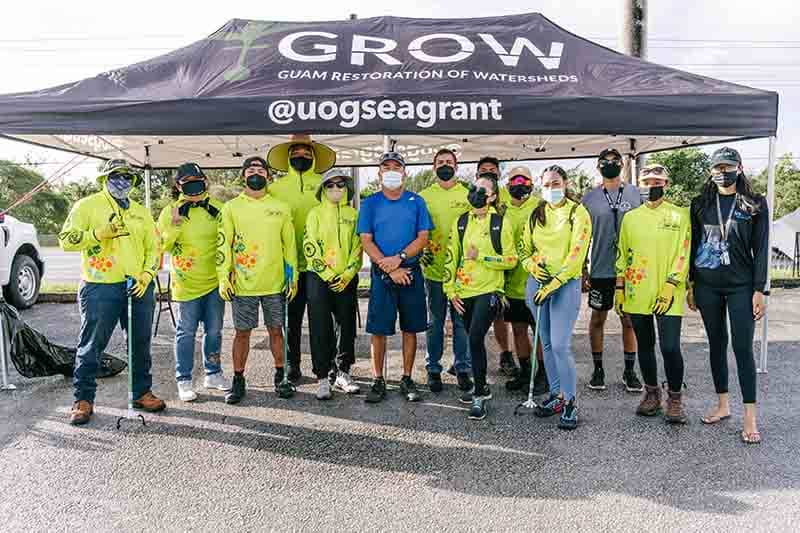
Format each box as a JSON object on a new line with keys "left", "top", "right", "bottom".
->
{"left": 641, "top": 166, "right": 666, "bottom": 176}
{"left": 509, "top": 176, "right": 531, "bottom": 186}
{"left": 109, "top": 171, "right": 136, "bottom": 181}
{"left": 324, "top": 180, "right": 347, "bottom": 189}
{"left": 599, "top": 159, "right": 622, "bottom": 166}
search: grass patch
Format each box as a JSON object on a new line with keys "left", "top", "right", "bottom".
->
{"left": 41, "top": 282, "right": 78, "bottom": 294}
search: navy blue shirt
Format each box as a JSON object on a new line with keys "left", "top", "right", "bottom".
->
{"left": 357, "top": 190, "right": 434, "bottom": 257}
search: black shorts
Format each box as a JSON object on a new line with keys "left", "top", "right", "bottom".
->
{"left": 588, "top": 277, "right": 615, "bottom": 311}
{"left": 504, "top": 297, "right": 534, "bottom": 325}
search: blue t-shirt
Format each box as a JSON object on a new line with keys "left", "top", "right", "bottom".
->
{"left": 357, "top": 190, "right": 434, "bottom": 257}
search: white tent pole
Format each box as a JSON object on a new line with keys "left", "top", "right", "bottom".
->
{"left": 144, "top": 145, "right": 152, "bottom": 210}
{"left": 758, "top": 135, "right": 777, "bottom": 373}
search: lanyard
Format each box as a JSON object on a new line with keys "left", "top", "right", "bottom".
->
{"left": 715, "top": 194, "right": 737, "bottom": 244}
{"left": 602, "top": 185, "right": 624, "bottom": 228}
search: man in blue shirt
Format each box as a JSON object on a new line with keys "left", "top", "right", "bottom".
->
{"left": 358, "top": 149, "right": 433, "bottom": 404}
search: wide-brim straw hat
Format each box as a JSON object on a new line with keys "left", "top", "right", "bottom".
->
{"left": 267, "top": 134, "right": 336, "bottom": 174}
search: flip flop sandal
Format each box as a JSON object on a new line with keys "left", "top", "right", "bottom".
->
{"left": 741, "top": 431, "right": 762, "bottom": 444}
{"left": 701, "top": 413, "right": 731, "bottom": 424}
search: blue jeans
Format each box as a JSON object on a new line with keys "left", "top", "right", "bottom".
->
{"left": 175, "top": 289, "right": 225, "bottom": 382}
{"left": 74, "top": 281, "right": 155, "bottom": 403}
{"left": 526, "top": 277, "right": 581, "bottom": 401}
{"left": 425, "top": 279, "right": 470, "bottom": 374}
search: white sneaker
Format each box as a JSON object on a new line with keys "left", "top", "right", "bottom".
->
{"left": 316, "top": 378, "right": 332, "bottom": 400}
{"left": 204, "top": 372, "right": 232, "bottom": 392}
{"left": 334, "top": 372, "right": 361, "bottom": 394}
{"left": 177, "top": 381, "right": 197, "bottom": 402}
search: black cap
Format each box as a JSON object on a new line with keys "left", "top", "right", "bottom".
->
{"left": 379, "top": 151, "right": 405, "bottom": 167}
{"left": 710, "top": 147, "right": 742, "bottom": 167}
{"left": 598, "top": 148, "right": 622, "bottom": 160}
{"left": 242, "top": 156, "right": 268, "bottom": 172}
{"left": 175, "top": 162, "right": 205, "bottom": 182}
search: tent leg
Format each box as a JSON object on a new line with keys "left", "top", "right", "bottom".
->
{"left": 0, "top": 312, "right": 17, "bottom": 391}
{"left": 758, "top": 135, "right": 777, "bottom": 374}
{"left": 144, "top": 146, "right": 152, "bottom": 211}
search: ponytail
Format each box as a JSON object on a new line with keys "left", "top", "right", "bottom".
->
{"left": 531, "top": 165, "right": 579, "bottom": 227}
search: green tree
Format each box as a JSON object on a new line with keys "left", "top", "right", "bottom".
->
{"left": 645, "top": 148, "right": 711, "bottom": 207}
{"left": 0, "top": 161, "right": 70, "bottom": 234}
{"left": 755, "top": 153, "right": 800, "bottom": 219}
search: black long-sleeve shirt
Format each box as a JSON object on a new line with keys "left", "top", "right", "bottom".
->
{"left": 689, "top": 192, "right": 770, "bottom": 292}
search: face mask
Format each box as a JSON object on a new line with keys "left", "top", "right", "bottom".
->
{"left": 467, "top": 186, "right": 488, "bottom": 209}
{"left": 508, "top": 184, "right": 532, "bottom": 200}
{"left": 478, "top": 171, "right": 498, "bottom": 181}
{"left": 290, "top": 156, "right": 313, "bottom": 173}
{"left": 542, "top": 188, "right": 564, "bottom": 205}
{"left": 712, "top": 170, "right": 738, "bottom": 188}
{"left": 600, "top": 162, "right": 622, "bottom": 179}
{"left": 107, "top": 176, "right": 133, "bottom": 199}
{"left": 326, "top": 187, "right": 345, "bottom": 203}
{"left": 640, "top": 186, "right": 665, "bottom": 203}
{"left": 180, "top": 180, "right": 207, "bottom": 196}
{"left": 382, "top": 171, "right": 403, "bottom": 190}
{"left": 436, "top": 165, "right": 455, "bottom": 181}
{"left": 246, "top": 174, "right": 268, "bottom": 191}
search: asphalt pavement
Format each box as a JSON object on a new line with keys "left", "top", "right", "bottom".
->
{"left": 1, "top": 291, "right": 799, "bottom": 532}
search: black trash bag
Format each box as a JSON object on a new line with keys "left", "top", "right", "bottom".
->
{"left": 1, "top": 302, "right": 126, "bottom": 379}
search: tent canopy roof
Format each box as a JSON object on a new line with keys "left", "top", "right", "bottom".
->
{"left": 0, "top": 13, "right": 778, "bottom": 168}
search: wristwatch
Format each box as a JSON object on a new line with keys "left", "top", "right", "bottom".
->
{"left": 399, "top": 251, "right": 408, "bottom": 261}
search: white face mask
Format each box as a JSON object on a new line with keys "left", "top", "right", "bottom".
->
{"left": 542, "top": 187, "right": 564, "bottom": 205}
{"left": 382, "top": 170, "right": 404, "bottom": 190}
{"left": 326, "top": 187, "right": 345, "bottom": 203}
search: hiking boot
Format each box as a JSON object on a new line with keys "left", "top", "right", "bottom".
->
{"left": 365, "top": 378, "right": 387, "bottom": 403}
{"left": 588, "top": 367, "right": 606, "bottom": 390}
{"left": 276, "top": 378, "right": 296, "bottom": 399}
{"left": 532, "top": 363, "right": 549, "bottom": 396}
{"left": 427, "top": 372, "right": 443, "bottom": 393}
{"left": 400, "top": 376, "right": 422, "bottom": 402}
{"left": 664, "top": 389, "right": 688, "bottom": 424}
{"left": 69, "top": 400, "right": 93, "bottom": 425}
{"left": 534, "top": 394, "right": 564, "bottom": 418}
{"left": 622, "top": 370, "right": 644, "bottom": 393}
{"left": 177, "top": 380, "right": 198, "bottom": 402}
{"left": 133, "top": 391, "right": 166, "bottom": 412}
{"left": 204, "top": 372, "right": 231, "bottom": 392}
{"left": 456, "top": 372, "right": 473, "bottom": 392}
{"left": 558, "top": 399, "right": 578, "bottom": 430}
{"left": 499, "top": 351, "right": 518, "bottom": 375}
{"left": 225, "top": 374, "right": 246, "bottom": 404}
{"left": 505, "top": 358, "right": 532, "bottom": 392}
{"left": 636, "top": 385, "right": 662, "bottom": 417}
{"left": 316, "top": 378, "right": 332, "bottom": 400}
{"left": 287, "top": 365, "right": 302, "bottom": 384}
{"left": 334, "top": 371, "right": 360, "bottom": 394}
{"left": 468, "top": 397, "right": 488, "bottom": 421}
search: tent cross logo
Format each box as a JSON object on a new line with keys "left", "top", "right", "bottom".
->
{"left": 215, "top": 22, "right": 277, "bottom": 82}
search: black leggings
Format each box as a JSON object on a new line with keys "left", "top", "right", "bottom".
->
{"left": 629, "top": 314, "right": 684, "bottom": 392}
{"left": 462, "top": 294, "right": 498, "bottom": 391}
{"left": 306, "top": 273, "right": 358, "bottom": 378}
{"left": 694, "top": 284, "right": 757, "bottom": 403}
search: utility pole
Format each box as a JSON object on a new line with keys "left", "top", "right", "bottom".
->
{"left": 620, "top": 0, "right": 647, "bottom": 183}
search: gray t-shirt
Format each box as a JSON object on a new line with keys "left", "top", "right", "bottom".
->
{"left": 582, "top": 184, "right": 642, "bottom": 278}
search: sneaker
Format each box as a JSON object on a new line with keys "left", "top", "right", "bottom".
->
{"left": 428, "top": 372, "right": 443, "bottom": 393}
{"left": 334, "top": 372, "right": 361, "bottom": 394}
{"left": 225, "top": 374, "right": 246, "bottom": 404}
{"left": 287, "top": 365, "right": 302, "bottom": 384}
{"left": 132, "top": 391, "right": 166, "bottom": 412}
{"left": 474, "top": 384, "right": 492, "bottom": 400}
{"left": 204, "top": 372, "right": 232, "bottom": 392}
{"left": 622, "top": 369, "right": 644, "bottom": 393}
{"left": 177, "top": 380, "right": 198, "bottom": 402}
{"left": 457, "top": 372, "right": 473, "bottom": 392}
{"left": 446, "top": 365, "right": 457, "bottom": 377}
{"left": 506, "top": 359, "right": 531, "bottom": 392}
{"left": 588, "top": 367, "right": 606, "bottom": 390}
{"left": 459, "top": 388, "right": 474, "bottom": 405}
{"left": 532, "top": 364, "right": 549, "bottom": 396}
{"left": 400, "top": 377, "right": 422, "bottom": 402}
{"left": 534, "top": 394, "right": 564, "bottom": 418}
{"left": 558, "top": 400, "right": 578, "bottom": 430}
{"left": 499, "top": 351, "right": 518, "bottom": 375}
{"left": 316, "top": 378, "right": 332, "bottom": 400}
{"left": 69, "top": 400, "right": 93, "bottom": 425}
{"left": 365, "top": 378, "right": 387, "bottom": 403}
{"left": 468, "top": 397, "right": 488, "bottom": 420}
{"left": 328, "top": 370, "right": 337, "bottom": 386}
{"left": 276, "top": 379, "right": 296, "bottom": 399}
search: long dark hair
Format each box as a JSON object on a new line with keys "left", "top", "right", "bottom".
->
{"left": 475, "top": 174, "right": 506, "bottom": 216}
{"left": 695, "top": 171, "right": 763, "bottom": 217}
{"left": 531, "top": 165, "right": 580, "bottom": 227}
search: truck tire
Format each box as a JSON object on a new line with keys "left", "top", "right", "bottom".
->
{"left": 4, "top": 254, "right": 41, "bottom": 309}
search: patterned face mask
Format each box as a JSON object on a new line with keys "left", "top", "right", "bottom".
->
{"left": 107, "top": 176, "right": 133, "bottom": 199}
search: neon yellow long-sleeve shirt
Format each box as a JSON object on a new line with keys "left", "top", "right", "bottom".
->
{"left": 444, "top": 209, "right": 518, "bottom": 299}
{"left": 615, "top": 201, "right": 691, "bottom": 317}
{"left": 503, "top": 196, "right": 541, "bottom": 300}
{"left": 157, "top": 194, "right": 224, "bottom": 302}
{"left": 304, "top": 196, "right": 362, "bottom": 282}
{"left": 217, "top": 192, "right": 297, "bottom": 297}
{"left": 269, "top": 166, "right": 322, "bottom": 272}
{"left": 518, "top": 199, "right": 592, "bottom": 284}
{"left": 58, "top": 189, "right": 159, "bottom": 284}
{"left": 419, "top": 181, "right": 471, "bottom": 282}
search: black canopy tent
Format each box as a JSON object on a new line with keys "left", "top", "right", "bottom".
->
{"left": 0, "top": 13, "right": 779, "bottom": 367}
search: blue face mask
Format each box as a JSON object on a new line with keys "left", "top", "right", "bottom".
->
{"left": 543, "top": 187, "right": 564, "bottom": 205}
{"left": 107, "top": 176, "right": 133, "bottom": 200}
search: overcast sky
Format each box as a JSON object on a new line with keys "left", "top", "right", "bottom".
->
{"left": 0, "top": 0, "right": 797, "bottom": 181}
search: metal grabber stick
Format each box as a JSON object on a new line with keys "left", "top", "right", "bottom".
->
{"left": 117, "top": 277, "right": 145, "bottom": 429}
{"left": 515, "top": 304, "right": 542, "bottom": 415}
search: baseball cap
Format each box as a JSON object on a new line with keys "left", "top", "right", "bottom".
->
{"left": 710, "top": 147, "right": 742, "bottom": 168}
{"left": 379, "top": 151, "right": 405, "bottom": 167}
{"left": 175, "top": 162, "right": 205, "bottom": 182}
{"left": 598, "top": 148, "right": 622, "bottom": 160}
{"left": 507, "top": 166, "right": 533, "bottom": 183}
{"left": 97, "top": 158, "right": 140, "bottom": 185}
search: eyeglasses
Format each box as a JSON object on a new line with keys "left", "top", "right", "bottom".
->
{"left": 640, "top": 165, "right": 666, "bottom": 177}
{"left": 324, "top": 180, "right": 347, "bottom": 189}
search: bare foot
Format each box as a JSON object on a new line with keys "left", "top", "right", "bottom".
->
{"left": 701, "top": 405, "right": 731, "bottom": 424}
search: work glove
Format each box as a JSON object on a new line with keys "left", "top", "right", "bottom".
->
{"left": 528, "top": 261, "right": 552, "bottom": 284}
{"left": 129, "top": 272, "right": 153, "bottom": 299}
{"left": 614, "top": 287, "right": 626, "bottom": 316}
{"left": 286, "top": 281, "right": 298, "bottom": 302}
{"left": 652, "top": 283, "right": 676, "bottom": 315}
{"left": 420, "top": 248, "right": 434, "bottom": 267}
{"left": 219, "top": 277, "right": 234, "bottom": 301}
{"left": 94, "top": 220, "right": 128, "bottom": 241}
{"left": 533, "top": 276, "right": 564, "bottom": 306}
{"left": 330, "top": 270, "right": 355, "bottom": 293}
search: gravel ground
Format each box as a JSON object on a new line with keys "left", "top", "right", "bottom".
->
{"left": 1, "top": 290, "right": 799, "bottom": 532}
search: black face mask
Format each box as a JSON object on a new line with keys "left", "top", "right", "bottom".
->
{"left": 600, "top": 162, "right": 622, "bottom": 179}
{"left": 712, "top": 171, "right": 738, "bottom": 188}
{"left": 640, "top": 186, "right": 665, "bottom": 203}
{"left": 478, "top": 171, "right": 498, "bottom": 181}
{"left": 180, "top": 180, "right": 207, "bottom": 196}
{"left": 436, "top": 165, "right": 455, "bottom": 181}
{"left": 467, "top": 186, "right": 488, "bottom": 209}
{"left": 246, "top": 174, "right": 268, "bottom": 191}
{"left": 290, "top": 156, "right": 313, "bottom": 173}
{"left": 508, "top": 184, "right": 532, "bottom": 200}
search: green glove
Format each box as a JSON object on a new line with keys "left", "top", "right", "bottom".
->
{"left": 219, "top": 277, "right": 234, "bottom": 301}
{"left": 652, "top": 283, "right": 676, "bottom": 315}
{"left": 130, "top": 272, "right": 153, "bottom": 299}
{"left": 614, "top": 287, "right": 626, "bottom": 316}
{"left": 533, "top": 277, "right": 564, "bottom": 305}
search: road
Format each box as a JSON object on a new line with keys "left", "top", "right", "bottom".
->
{"left": 1, "top": 290, "right": 799, "bottom": 531}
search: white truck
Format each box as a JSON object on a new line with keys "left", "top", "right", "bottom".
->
{"left": 0, "top": 213, "right": 44, "bottom": 309}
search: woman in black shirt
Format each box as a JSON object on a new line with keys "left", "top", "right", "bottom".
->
{"left": 688, "top": 147, "right": 769, "bottom": 444}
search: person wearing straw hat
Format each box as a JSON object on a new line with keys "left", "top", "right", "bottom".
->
{"left": 268, "top": 134, "right": 336, "bottom": 384}
{"left": 615, "top": 163, "right": 691, "bottom": 424}
{"left": 157, "top": 162, "right": 229, "bottom": 402}
{"left": 58, "top": 158, "right": 165, "bottom": 425}
{"left": 304, "top": 168, "right": 363, "bottom": 400}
